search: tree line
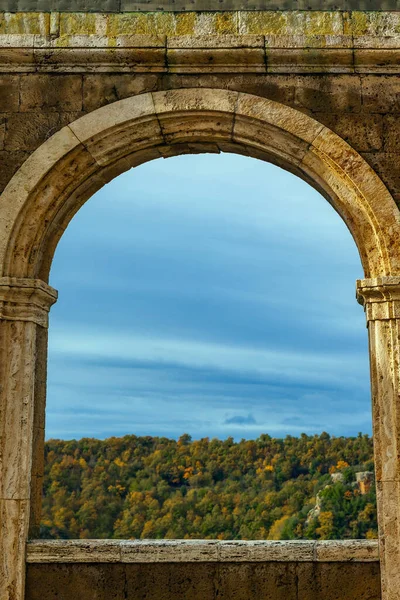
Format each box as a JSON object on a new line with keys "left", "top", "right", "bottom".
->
{"left": 41, "top": 432, "right": 377, "bottom": 540}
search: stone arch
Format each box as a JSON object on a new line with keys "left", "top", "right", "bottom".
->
{"left": 0, "top": 88, "right": 399, "bottom": 281}
{"left": 1, "top": 88, "right": 400, "bottom": 600}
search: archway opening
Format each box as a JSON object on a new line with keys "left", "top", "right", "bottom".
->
{"left": 41, "top": 153, "right": 376, "bottom": 541}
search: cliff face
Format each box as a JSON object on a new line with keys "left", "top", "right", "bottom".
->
{"left": 357, "top": 472, "right": 374, "bottom": 496}
{"left": 306, "top": 471, "right": 376, "bottom": 527}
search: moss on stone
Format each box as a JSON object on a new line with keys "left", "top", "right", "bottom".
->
{"left": 59, "top": 13, "right": 97, "bottom": 35}
{"left": 1, "top": 10, "right": 400, "bottom": 39}
{"left": 0, "top": 12, "right": 49, "bottom": 35}
{"left": 215, "top": 12, "right": 237, "bottom": 34}
{"left": 175, "top": 13, "right": 196, "bottom": 36}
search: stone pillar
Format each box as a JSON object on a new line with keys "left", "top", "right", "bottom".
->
{"left": 0, "top": 278, "right": 57, "bottom": 600}
{"left": 357, "top": 277, "right": 400, "bottom": 600}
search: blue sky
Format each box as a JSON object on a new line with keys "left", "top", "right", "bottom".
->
{"left": 46, "top": 153, "right": 371, "bottom": 441}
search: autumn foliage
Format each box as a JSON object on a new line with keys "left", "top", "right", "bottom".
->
{"left": 41, "top": 432, "right": 377, "bottom": 540}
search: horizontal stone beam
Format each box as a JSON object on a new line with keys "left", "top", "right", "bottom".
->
{"left": 1, "top": 0, "right": 400, "bottom": 11}
{"left": 1, "top": 36, "right": 399, "bottom": 74}
{"left": 26, "top": 539, "right": 380, "bottom": 563}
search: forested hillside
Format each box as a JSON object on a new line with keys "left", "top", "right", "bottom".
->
{"left": 41, "top": 433, "right": 377, "bottom": 540}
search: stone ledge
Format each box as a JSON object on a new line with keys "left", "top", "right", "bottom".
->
{"left": 0, "top": 41, "right": 400, "bottom": 74}
{"left": 26, "top": 539, "right": 379, "bottom": 563}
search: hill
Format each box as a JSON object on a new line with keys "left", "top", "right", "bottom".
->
{"left": 41, "top": 432, "right": 377, "bottom": 540}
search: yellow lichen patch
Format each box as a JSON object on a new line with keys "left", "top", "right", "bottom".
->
{"left": 107, "top": 12, "right": 176, "bottom": 36}
{"left": 239, "top": 12, "right": 286, "bottom": 35}
{"left": 290, "top": 11, "right": 344, "bottom": 35}
{"left": 1, "top": 9, "right": 399, "bottom": 39}
{"left": 215, "top": 12, "right": 237, "bottom": 34}
{"left": 348, "top": 11, "right": 370, "bottom": 35}
{"left": 0, "top": 12, "right": 49, "bottom": 35}
{"left": 54, "top": 35, "right": 72, "bottom": 48}
{"left": 175, "top": 13, "right": 196, "bottom": 36}
{"left": 345, "top": 11, "right": 400, "bottom": 36}
{"left": 59, "top": 13, "right": 98, "bottom": 35}
{"left": 240, "top": 10, "right": 343, "bottom": 35}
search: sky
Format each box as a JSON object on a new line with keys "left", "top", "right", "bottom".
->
{"left": 46, "top": 153, "right": 371, "bottom": 441}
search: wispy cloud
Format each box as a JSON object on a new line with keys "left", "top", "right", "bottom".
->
{"left": 47, "top": 153, "right": 370, "bottom": 441}
{"left": 225, "top": 414, "right": 257, "bottom": 425}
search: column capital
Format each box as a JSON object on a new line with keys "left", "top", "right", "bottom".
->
{"left": 0, "top": 277, "right": 58, "bottom": 328}
{"left": 356, "top": 277, "right": 400, "bottom": 322}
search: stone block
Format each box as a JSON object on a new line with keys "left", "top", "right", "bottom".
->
{"left": 4, "top": 113, "right": 61, "bottom": 152}
{"left": 315, "top": 540, "right": 379, "bottom": 562}
{"left": 154, "top": 88, "right": 237, "bottom": 145}
{"left": 167, "top": 35, "right": 264, "bottom": 49}
{"left": 219, "top": 540, "right": 315, "bottom": 562}
{"left": 266, "top": 48, "right": 354, "bottom": 74}
{"left": 294, "top": 75, "right": 362, "bottom": 113}
{"left": 297, "top": 562, "right": 381, "bottom": 600}
{"left": 125, "top": 563, "right": 216, "bottom": 600}
{"left": 83, "top": 73, "right": 159, "bottom": 112}
{"left": 33, "top": 47, "right": 166, "bottom": 74}
{"left": 0, "top": 150, "right": 29, "bottom": 194}
{"left": 361, "top": 151, "right": 400, "bottom": 198}
{"left": 383, "top": 115, "right": 400, "bottom": 152}
{"left": 121, "top": 539, "right": 219, "bottom": 562}
{"left": 355, "top": 49, "right": 400, "bottom": 74}
{"left": 167, "top": 48, "right": 266, "bottom": 74}
{"left": 236, "top": 93, "right": 323, "bottom": 142}
{"left": 0, "top": 498, "right": 29, "bottom": 600}
{"left": 20, "top": 74, "right": 83, "bottom": 112}
{"left": 0, "top": 116, "right": 5, "bottom": 150}
{"left": 166, "top": 563, "right": 216, "bottom": 599}
{"left": 0, "top": 74, "right": 19, "bottom": 112}
{"left": 216, "top": 562, "right": 298, "bottom": 600}
{"left": 26, "top": 564, "right": 126, "bottom": 600}
{"left": 313, "top": 113, "right": 383, "bottom": 151}
{"left": 239, "top": 11, "right": 344, "bottom": 36}
{"left": 27, "top": 540, "right": 122, "bottom": 563}
{"left": 361, "top": 76, "right": 400, "bottom": 113}
{"left": 69, "top": 93, "right": 163, "bottom": 166}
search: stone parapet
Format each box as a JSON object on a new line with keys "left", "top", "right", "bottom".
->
{"left": 25, "top": 553, "right": 382, "bottom": 600}
{"left": 26, "top": 539, "right": 380, "bottom": 563}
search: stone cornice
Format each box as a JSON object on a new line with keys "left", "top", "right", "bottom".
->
{"left": 1, "top": 35, "right": 400, "bottom": 74}
{"left": 357, "top": 277, "right": 400, "bottom": 322}
{"left": 0, "top": 277, "right": 58, "bottom": 328}
{"left": 1, "top": 10, "right": 400, "bottom": 73}
{"left": 26, "top": 539, "right": 379, "bottom": 563}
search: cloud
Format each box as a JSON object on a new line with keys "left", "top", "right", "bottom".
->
{"left": 46, "top": 153, "right": 370, "bottom": 441}
{"left": 225, "top": 414, "right": 257, "bottom": 425}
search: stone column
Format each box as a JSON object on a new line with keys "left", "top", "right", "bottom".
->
{"left": 357, "top": 277, "right": 400, "bottom": 600}
{"left": 0, "top": 277, "right": 57, "bottom": 600}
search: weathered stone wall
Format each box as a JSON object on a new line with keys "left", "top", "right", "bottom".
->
{"left": 1, "top": 10, "right": 400, "bottom": 600}
{"left": 25, "top": 562, "right": 382, "bottom": 600}
{"left": 1, "top": 10, "right": 400, "bottom": 206}
{"left": 2, "top": 70, "right": 400, "bottom": 203}
{"left": 25, "top": 540, "right": 382, "bottom": 600}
